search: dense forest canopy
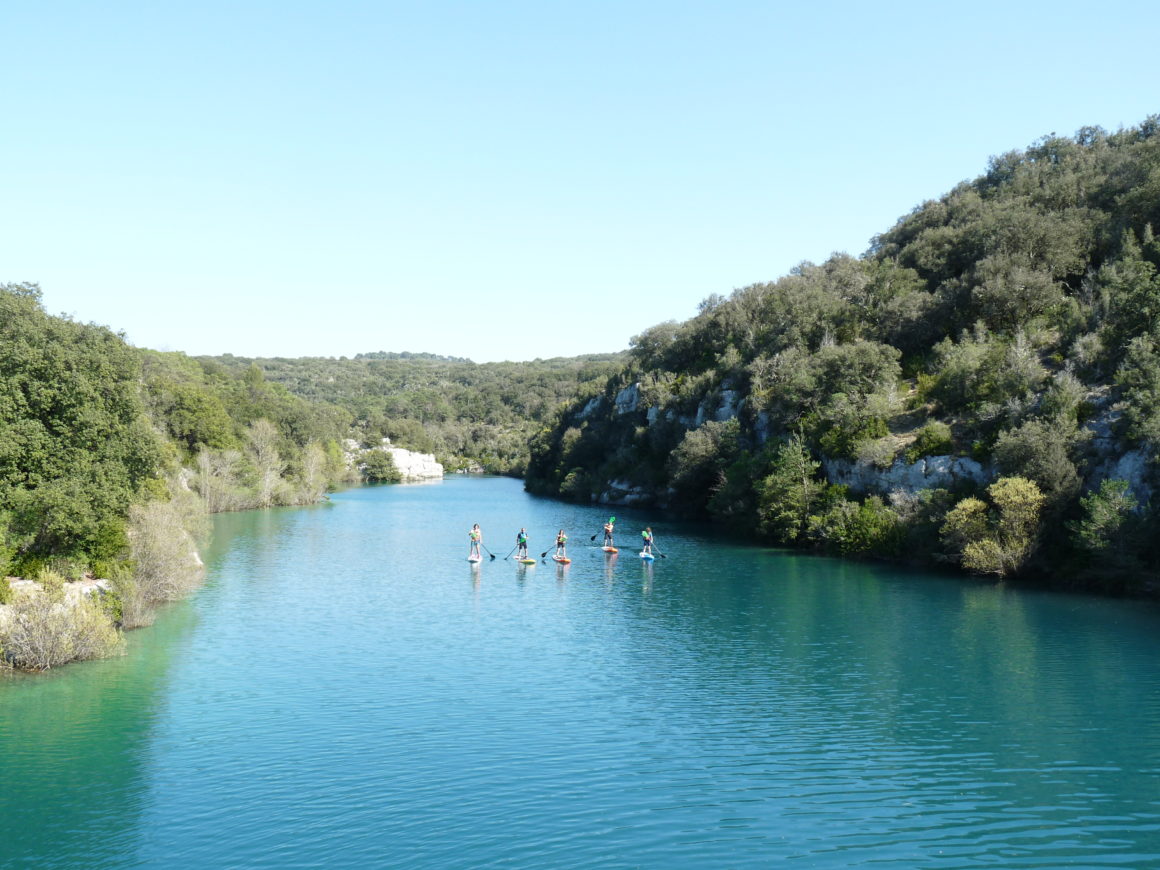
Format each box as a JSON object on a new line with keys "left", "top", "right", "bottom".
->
{"left": 0, "top": 283, "right": 164, "bottom": 571}
{"left": 526, "top": 117, "right": 1160, "bottom": 593}
{"left": 199, "top": 352, "right": 626, "bottom": 474}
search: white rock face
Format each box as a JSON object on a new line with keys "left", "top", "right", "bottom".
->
{"left": 614, "top": 384, "right": 640, "bottom": 415}
{"left": 1087, "top": 447, "right": 1152, "bottom": 505}
{"left": 577, "top": 397, "right": 603, "bottom": 420}
{"left": 344, "top": 438, "right": 444, "bottom": 482}
{"left": 823, "top": 454, "right": 990, "bottom": 495}
{"left": 385, "top": 446, "right": 444, "bottom": 481}
{"left": 715, "top": 390, "right": 740, "bottom": 422}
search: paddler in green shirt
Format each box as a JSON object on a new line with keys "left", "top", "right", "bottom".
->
{"left": 555, "top": 529, "right": 568, "bottom": 559}
{"left": 516, "top": 528, "right": 528, "bottom": 559}
{"left": 602, "top": 516, "right": 616, "bottom": 547}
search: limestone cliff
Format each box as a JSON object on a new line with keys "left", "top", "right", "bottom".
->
{"left": 344, "top": 439, "right": 444, "bottom": 482}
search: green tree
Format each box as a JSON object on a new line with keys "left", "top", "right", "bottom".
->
{"left": 667, "top": 419, "right": 741, "bottom": 514}
{"left": 757, "top": 435, "right": 823, "bottom": 543}
{"left": 941, "top": 477, "right": 1045, "bottom": 576}
{"left": 1068, "top": 479, "right": 1144, "bottom": 586}
{"left": 361, "top": 450, "right": 402, "bottom": 483}
{"left": 993, "top": 419, "right": 1081, "bottom": 510}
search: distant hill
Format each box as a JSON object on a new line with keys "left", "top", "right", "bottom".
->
{"left": 199, "top": 351, "right": 626, "bottom": 474}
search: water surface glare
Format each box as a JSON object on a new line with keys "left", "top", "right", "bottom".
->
{"left": 3, "top": 477, "right": 1160, "bottom": 868}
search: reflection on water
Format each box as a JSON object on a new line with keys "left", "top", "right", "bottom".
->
{"left": 3, "top": 477, "right": 1159, "bottom": 868}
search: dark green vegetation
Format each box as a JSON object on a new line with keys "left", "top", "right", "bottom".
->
{"left": 527, "top": 118, "right": 1160, "bottom": 594}
{"left": 199, "top": 351, "right": 625, "bottom": 475}
{"left": 0, "top": 281, "right": 617, "bottom": 600}
{"left": 1, "top": 284, "right": 365, "bottom": 666}
{"left": 1, "top": 283, "right": 163, "bottom": 579}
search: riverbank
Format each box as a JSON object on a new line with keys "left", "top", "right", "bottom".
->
{"left": 0, "top": 574, "right": 122, "bottom": 671}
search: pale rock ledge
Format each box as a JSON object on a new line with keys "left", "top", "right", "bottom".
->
{"left": 344, "top": 438, "right": 444, "bottom": 482}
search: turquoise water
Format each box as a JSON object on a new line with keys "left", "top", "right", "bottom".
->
{"left": 3, "top": 476, "right": 1160, "bottom": 868}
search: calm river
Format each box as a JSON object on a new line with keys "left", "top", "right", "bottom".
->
{"left": 3, "top": 477, "right": 1160, "bottom": 868}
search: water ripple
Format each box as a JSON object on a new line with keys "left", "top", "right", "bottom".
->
{"left": 3, "top": 478, "right": 1160, "bottom": 868}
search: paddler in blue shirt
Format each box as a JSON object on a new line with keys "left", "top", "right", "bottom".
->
{"left": 516, "top": 528, "right": 528, "bottom": 559}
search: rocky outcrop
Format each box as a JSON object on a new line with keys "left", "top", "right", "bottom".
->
{"left": 614, "top": 384, "right": 640, "bottom": 415}
{"left": 598, "top": 478, "right": 658, "bottom": 506}
{"left": 823, "top": 454, "right": 991, "bottom": 495}
{"left": 343, "top": 438, "right": 444, "bottom": 482}
{"left": 577, "top": 396, "right": 604, "bottom": 420}
{"left": 1081, "top": 395, "right": 1154, "bottom": 504}
{"left": 387, "top": 446, "right": 444, "bottom": 481}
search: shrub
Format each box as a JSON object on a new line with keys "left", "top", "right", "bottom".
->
{"left": 857, "top": 437, "right": 898, "bottom": 469}
{"left": 993, "top": 419, "right": 1081, "bottom": 508}
{"left": 940, "top": 477, "right": 1045, "bottom": 576}
{"left": 35, "top": 567, "right": 66, "bottom": 602}
{"left": 122, "top": 499, "right": 206, "bottom": 628}
{"left": 361, "top": 450, "right": 402, "bottom": 483}
{"left": 808, "top": 495, "right": 904, "bottom": 556}
{"left": 0, "top": 586, "right": 121, "bottom": 671}
{"left": 667, "top": 420, "right": 741, "bottom": 513}
{"left": 905, "top": 421, "right": 954, "bottom": 463}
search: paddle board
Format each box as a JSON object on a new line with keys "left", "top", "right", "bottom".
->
{"left": 602, "top": 546, "right": 619, "bottom": 554}
{"left": 518, "top": 558, "right": 537, "bottom": 564}
{"left": 639, "top": 552, "right": 655, "bottom": 561}
{"left": 552, "top": 555, "right": 572, "bottom": 564}
{"left": 467, "top": 555, "right": 482, "bottom": 563}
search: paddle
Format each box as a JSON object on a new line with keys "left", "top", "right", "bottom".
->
{"left": 503, "top": 546, "right": 517, "bottom": 560}
{"left": 641, "top": 530, "right": 666, "bottom": 558}
{"left": 482, "top": 544, "right": 497, "bottom": 561}
{"left": 592, "top": 517, "right": 617, "bottom": 541}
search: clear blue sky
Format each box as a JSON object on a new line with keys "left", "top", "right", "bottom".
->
{"left": 3, "top": 1, "right": 1157, "bottom": 363}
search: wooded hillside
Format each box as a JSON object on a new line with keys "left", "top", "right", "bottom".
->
{"left": 526, "top": 118, "right": 1160, "bottom": 593}
{"left": 199, "top": 351, "right": 625, "bottom": 475}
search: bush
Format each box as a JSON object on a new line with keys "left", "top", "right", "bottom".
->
{"left": 667, "top": 420, "right": 741, "bottom": 514}
{"left": 35, "top": 567, "right": 66, "bottom": 601}
{"left": 0, "top": 586, "right": 121, "bottom": 671}
{"left": 361, "top": 450, "right": 402, "bottom": 483}
{"left": 905, "top": 421, "right": 953, "bottom": 463}
{"left": 808, "top": 495, "right": 904, "bottom": 556}
{"left": 122, "top": 499, "right": 206, "bottom": 628}
{"left": 993, "top": 419, "right": 1080, "bottom": 508}
{"left": 940, "top": 477, "right": 1045, "bottom": 576}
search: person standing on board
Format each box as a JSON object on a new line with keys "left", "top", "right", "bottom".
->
{"left": 555, "top": 529, "right": 568, "bottom": 559}
{"left": 641, "top": 526, "right": 654, "bottom": 555}
{"left": 516, "top": 527, "right": 529, "bottom": 559}
{"left": 603, "top": 517, "right": 616, "bottom": 548}
{"left": 469, "top": 523, "right": 482, "bottom": 560}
